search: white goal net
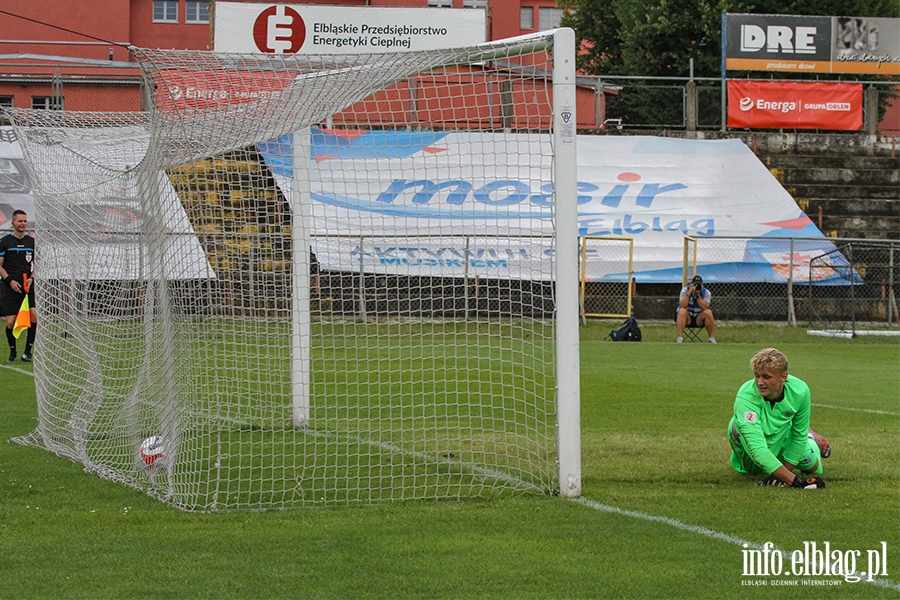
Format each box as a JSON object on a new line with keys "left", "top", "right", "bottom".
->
{"left": 8, "top": 29, "right": 580, "bottom": 511}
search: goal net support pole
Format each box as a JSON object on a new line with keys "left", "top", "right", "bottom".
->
{"left": 291, "top": 129, "right": 312, "bottom": 427}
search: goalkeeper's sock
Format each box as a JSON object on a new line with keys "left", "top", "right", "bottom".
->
{"left": 808, "top": 429, "right": 831, "bottom": 459}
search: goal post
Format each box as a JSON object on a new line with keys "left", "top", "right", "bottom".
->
{"left": 551, "top": 27, "right": 580, "bottom": 498}
{"left": 8, "top": 29, "right": 581, "bottom": 511}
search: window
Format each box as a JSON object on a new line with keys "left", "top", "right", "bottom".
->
{"left": 520, "top": 6, "right": 534, "bottom": 30}
{"left": 32, "top": 96, "right": 63, "bottom": 110}
{"left": 538, "top": 7, "right": 563, "bottom": 30}
{"left": 427, "top": 0, "right": 453, "bottom": 6}
{"left": 185, "top": 1, "right": 209, "bottom": 24}
{"left": 0, "top": 97, "right": 12, "bottom": 126}
{"left": 153, "top": 0, "right": 178, "bottom": 23}
{"left": 462, "top": 0, "right": 487, "bottom": 7}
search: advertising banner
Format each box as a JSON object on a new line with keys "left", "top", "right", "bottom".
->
{"left": 213, "top": 2, "right": 487, "bottom": 54}
{"left": 260, "top": 131, "right": 843, "bottom": 284}
{"left": 727, "top": 80, "right": 862, "bottom": 130}
{"left": 153, "top": 69, "right": 298, "bottom": 113}
{"left": 724, "top": 13, "right": 900, "bottom": 75}
{"left": 5, "top": 125, "right": 847, "bottom": 284}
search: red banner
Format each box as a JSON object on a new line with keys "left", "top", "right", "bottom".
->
{"left": 154, "top": 69, "right": 298, "bottom": 113}
{"left": 727, "top": 81, "right": 862, "bottom": 130}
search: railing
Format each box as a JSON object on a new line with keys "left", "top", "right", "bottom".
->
{"left": 585, "top": 75, "right": 899, "bottom": 135}
{"left": 682, "top": 236, "right": 900, "bottom": 326}
{"left": 4, "top": 60, "right": 898, "bottom": 135}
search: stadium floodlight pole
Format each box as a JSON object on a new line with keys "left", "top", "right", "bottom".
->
{"left": 291, "top": 128, "right": 312, "bottom": 427}
{"left": 553, "top": 27, "right": 581, "bottom": 498}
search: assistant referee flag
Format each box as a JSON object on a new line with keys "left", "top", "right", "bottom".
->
{"left": 13, "top": 274, "right": 30, "bottom": 338}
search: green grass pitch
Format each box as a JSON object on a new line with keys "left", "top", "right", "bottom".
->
{"left": 1, "top": 322, "right": 897, "bottom": 598}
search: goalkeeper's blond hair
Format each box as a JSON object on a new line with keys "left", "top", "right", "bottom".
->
{"left": 751, "top": 348, "right": 788, "bottom": 373}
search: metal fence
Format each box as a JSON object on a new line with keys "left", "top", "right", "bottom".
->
{"left": 684, "top": 236, "right": 900, "bottom": 327}
{"left": 590, "top": 76, "right": 899, "bottom": 135}
{"left": 191, "top": 233, "right": 560, "bottom": 320}
{"left": 808, "top": 241, "right": 899, "bottom": 333}
{"left": 4, "top": 59, "right": 898, "bottom": 135}
{"left": 35, "top": 230, "right": 899, "bottom": 327}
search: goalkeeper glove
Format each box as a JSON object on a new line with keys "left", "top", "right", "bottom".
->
{"left": 791, "top": 476, "right": 826, "bottom": 489}
{"left": 759, "top": 475, "right": 826, "bottom": 488}
{"left": 758, "top": 475, "right": 787, "bottom": 486}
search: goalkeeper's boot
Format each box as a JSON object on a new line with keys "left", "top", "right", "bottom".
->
{"left": 808, "top": 429, "right": 831, "bottom": 459}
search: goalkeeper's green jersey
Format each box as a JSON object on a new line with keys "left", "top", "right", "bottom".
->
{"left": 731, "top": 374, "right": 811, "bottom": 475}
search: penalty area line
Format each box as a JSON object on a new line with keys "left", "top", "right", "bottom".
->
{"left": 571, "top": 496, "right": 900, "bottom": 593}
{"left": 1, "top": 363, "right": 35, "bottom": 377}
{"left": 813, "top": 403, "right": 898, "bottom": 416}
{"left": 183, "top": 409, "right": 546, "bottom": 493}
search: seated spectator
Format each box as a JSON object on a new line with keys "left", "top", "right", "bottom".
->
{"left": 676, "top": 275, "right": 715, "bottom": 343}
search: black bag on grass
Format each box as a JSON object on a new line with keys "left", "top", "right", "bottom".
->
{"left": 607, "top": 317, "right": 642, "bottom": 342}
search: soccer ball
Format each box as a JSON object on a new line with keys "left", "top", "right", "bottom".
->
{"left": 139, "top": 436, "right": 165, "bottom": 467}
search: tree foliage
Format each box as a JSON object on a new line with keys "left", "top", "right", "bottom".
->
{"left": 558, "top": 0, "right": 900, "bottom": 77}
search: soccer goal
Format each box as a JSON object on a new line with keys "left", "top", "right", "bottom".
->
{"left": 807, "top": 240, "right": 900, "bottom": 337}
{"left": 8, "top": 29, "right": 580, "bottom": 511}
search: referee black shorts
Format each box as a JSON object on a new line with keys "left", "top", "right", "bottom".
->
{"left": 0, "top": 282, "right": 35, "bottom": 317}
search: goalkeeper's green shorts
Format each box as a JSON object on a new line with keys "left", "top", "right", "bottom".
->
{"left": 727, "top": 418, "right": 823, "bottom": 476}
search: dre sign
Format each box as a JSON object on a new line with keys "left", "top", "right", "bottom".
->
{"left": 725, "top": 13, "right": 900, "bottom": 74}
{"left": 740, "top": 24, "right": 818, "bottom": 54}
{"left": 724, "top": 14, "right": 832, "bottom": 67}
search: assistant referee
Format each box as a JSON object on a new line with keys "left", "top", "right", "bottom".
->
{"left": 0, "top": 209, "right": 36, "bottom": 362}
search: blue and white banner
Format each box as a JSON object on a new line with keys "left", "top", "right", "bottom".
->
{"left": 261, "top": 130, "right": 845, "bottom": 284}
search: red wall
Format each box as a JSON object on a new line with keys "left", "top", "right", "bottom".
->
{"left": 0, "top": 82, "right": 141, "bottom": 113}
{"left": 882, "top": 93, "right": 900, "bottom": 135}
{"left": 0, "top": 0, "right": 584, "bottom": 127}
{"left": 129, "top": 0, "right": 212, "bottom": 51}
{"left": 0, "top": 0, "right": 131, "bottom": 60}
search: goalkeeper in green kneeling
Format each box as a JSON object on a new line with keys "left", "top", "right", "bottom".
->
{"left": 728, "top": 348, "right": 831, "bottom": 489}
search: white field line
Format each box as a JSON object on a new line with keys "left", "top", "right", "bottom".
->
{"left": 12, "top": 369, "right": 900, "bottom": 592}
{"left": 184, "top": 409, "right": 545, "bottom": 492}
{"left": 193, "top": 411, "right": 900, "bottom": 592}
{"left": 1, "top": 363, "right": 36, "bottom": 376}
{"left": 571, "top": 496, "right": 900, "bottom": 593}
{"left": 813, "top": 403, "right": 899, "bottom": 416}
{"left": 10, "top": 366, "right": 896, "bottom": 417}
{"left": 301, "top": 426, "right": 544, "bottom": 491}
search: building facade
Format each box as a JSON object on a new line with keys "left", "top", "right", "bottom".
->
{"left": 0, "top": 0, "right": 576, "bottom": 116}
